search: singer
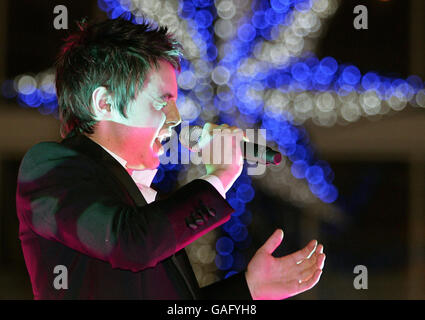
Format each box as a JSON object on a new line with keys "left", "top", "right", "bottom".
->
{"left": 16, "top": 17, "right": 325, "bottom": 300}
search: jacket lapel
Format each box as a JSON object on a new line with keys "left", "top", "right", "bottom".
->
{"left": 61, "top": 134, "right": 147, "bottom": 207}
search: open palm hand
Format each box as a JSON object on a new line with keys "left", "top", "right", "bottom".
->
{"left": 245, "top": 229, "right": 326, "bottom": 300}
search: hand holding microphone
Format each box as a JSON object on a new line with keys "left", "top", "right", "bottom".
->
{"left": 179, "top": 123, "right": 282, "bottom": 191}
{"left": 182, "top": 123, "right": 246, "bottom": 192}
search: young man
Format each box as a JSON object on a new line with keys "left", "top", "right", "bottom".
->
{"left": 16, "top": 17, "right": 325, "bottom": 299}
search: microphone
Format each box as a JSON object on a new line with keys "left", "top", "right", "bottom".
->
{"left": 179, "top": 125, "right": 282, "bottom": 165}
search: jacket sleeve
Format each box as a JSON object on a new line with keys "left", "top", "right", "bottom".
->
{"left": 200, "top": 271, "right": 253, "bottom": 300}
{"left": 16, "top": 142, "right": 234, "bottom": 272}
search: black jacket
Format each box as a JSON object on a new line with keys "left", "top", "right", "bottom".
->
{"left": 16, "top": 133, "right": 252, "bottom": 299}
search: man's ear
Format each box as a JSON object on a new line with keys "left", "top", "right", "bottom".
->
{"left": 91, "top": 86, "right": 113, "bottom": 121}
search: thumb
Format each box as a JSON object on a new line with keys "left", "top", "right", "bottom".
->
{"left": 260, "top": 229, "right": 284, "bottom": 254}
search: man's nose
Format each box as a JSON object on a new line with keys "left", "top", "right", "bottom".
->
{"left": 165, "top": 100, "right": 181, "bottom": 128}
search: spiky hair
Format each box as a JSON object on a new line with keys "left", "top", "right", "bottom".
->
{"left": 55, "top": 16, "right": 183, "bottom": 138}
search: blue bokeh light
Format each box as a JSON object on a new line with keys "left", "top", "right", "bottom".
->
{"left": 361, "top": 72, "right": 380, "bottom": 91}
{"left": 215, "top": 253, "right": 234, "bottom": 270}
{"left": 227, "top": 197, "right": 246, "bottom": 216}
{"left": 291, "top": 160, "right": 309, "bottom": 179}
{"left": 252, "top": 11, "right": 269, "bottom": 29}
{"left": 229, "top": 224, "right": 249, "bottom": 242}
{"left": 288, "top": 144, "right": 307, "bottom": 162}
{"left": 238, "top": 210, "right": 253, "bottom": 226}
{"left": 206, "top": 44, "right": 218, "bottom": 61}
{"left": 194, "top": 9, "right": 213, "bottom": 28}
{"left": 291, "top": 62, "right": 311, "bottom": 82}
{"left": 319, "top": 57, "right": 338, "bottom": 75}
{"left": 216, "top": 236, "right": 234, "bottom": 255}
{"left": 270, "top": 0, "right": 292, "bottom": 13}
{"left": 1, "top": 80, "right": 17, "bottom": 99}
{"left": 309, "top": 181, "right": 329, "bottom": 197}
{"left": 179, "top": 1, "right": 196, "bottom": 19}
{"left": 18, "top": 92, "right": 41, "bottom": 107}
{"left": 306, "top": 165, "right": 324, "bottom": 185}
{"left": 192, "top": 0, "right": 214, "bottom": 8}
{"left": 237, "top": 24, "right": 257, "bottom": 42}
{"left": 341, "top": 65, "right": 361, "bottom": 86}
{"left": 236, "top": 184, "right": 255, "bottom": 203}
{"left": 406, "top": 75, "right": 424, "bottom": 90}
{"left": 222, "top": 216, "right": 242, "bottom": 234}
{"left": 313, "top": 67, "right": 333, "bottom": 86}
{"left": 110, "top": 4, "right": 126, "bottom": 19}
{"left": 265, "top": 7, "right": 285, "bottom": 25}
{"left": 38, "top": 101, "right": 58, "bottom": 115}
{"left": 294, "top": 0, "right": 312, "bottom": 11}
{"left": 224, "top": 270, "right": 238, "bottom": 279}
{"left": 320, "top": 184, "right": 339, "bottom": 203}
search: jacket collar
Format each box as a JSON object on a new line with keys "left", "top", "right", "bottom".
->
{"left": 60, "top": 133, "right": 148, "bottom": 207}
{"left": 98, "top": 144, "right": 158, "bottom": 190}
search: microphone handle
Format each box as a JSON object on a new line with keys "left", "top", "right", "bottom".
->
{"left": 241, "top": 141, "right": 282, "bottom": 166}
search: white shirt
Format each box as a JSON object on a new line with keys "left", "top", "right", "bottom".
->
{"left": 98, "top": 144, "right": 226, "bottom": 204}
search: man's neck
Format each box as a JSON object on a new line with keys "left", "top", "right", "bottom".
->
{"left": 86, "top": 134, "right": 158, "bottom": 185}
{"left": 85, "top": 129, "right": 150, "bottom": 170}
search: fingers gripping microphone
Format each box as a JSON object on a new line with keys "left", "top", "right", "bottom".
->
{"left": 179, "top": 125, "right": 282, "bottom": 165}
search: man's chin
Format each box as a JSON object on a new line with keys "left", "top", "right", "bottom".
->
{"left": 143, "top": 150, "right": 161, "bottom": 169}
{"left": 127, "top": 158, "right": 159, "bottom": 170}
{"left": 149, "top": 154, "right": 161, "bottom": 169}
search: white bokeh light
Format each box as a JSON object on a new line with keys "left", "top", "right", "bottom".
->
{"left": 178, "top": 97, "right": 201, "bottom": 122}
{"left": 178, "top": 70, "right": 197, "bottom": 90}
{"left": 416, "top": 89, "right": 425, "bottom": 107}
{"left": 216, "top": 0, "right": 236, "bottom": 20}
{"left": 211, "top": 65, "right": 231, "bottom": 85}
{"left": 16, "top": 75, "right": 37, "bottom": 95}
{"left": 341, "top": 102, "right": 361, "bottom": 122}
